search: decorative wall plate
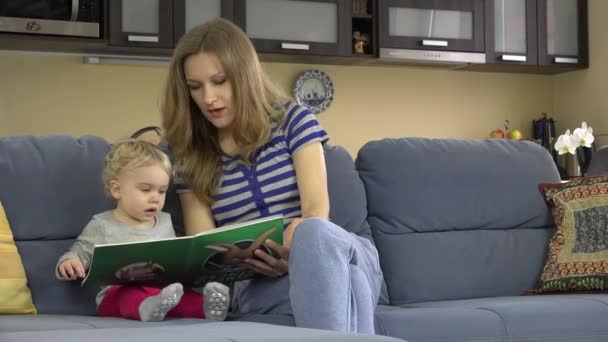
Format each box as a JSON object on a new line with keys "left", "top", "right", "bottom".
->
{"left": 293, "top": 70, "right": 334, "bottom": 114}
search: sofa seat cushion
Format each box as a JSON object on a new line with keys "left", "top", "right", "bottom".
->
{"left": 374, "top": 304, "right": 507, "bottom": 342}
{"left": 0, "top": 314, "right": 211, "bottom": 332}
{"left": 0, "top": 313, "right": 297, "bottom": 333}
{"left": 375, "top": 295, "right": 608, "bottom": 342}
{"left": 0, "top": 321, "right": 405, "bottom": 342}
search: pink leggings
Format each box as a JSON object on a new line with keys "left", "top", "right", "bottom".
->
{"left": 98, "top": 285, "right": 205, "bottom": 320}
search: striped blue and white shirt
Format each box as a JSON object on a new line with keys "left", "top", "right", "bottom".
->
{"left": 175, "top": 102, "right": 329, "bottom": 228}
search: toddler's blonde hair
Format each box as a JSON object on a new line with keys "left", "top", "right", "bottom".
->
{"left": 103, "top": 139, "right": 172, "bottom": 196}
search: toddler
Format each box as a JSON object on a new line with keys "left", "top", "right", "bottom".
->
{"left": 56, "top": 139, "right": 229, "bottom": 321}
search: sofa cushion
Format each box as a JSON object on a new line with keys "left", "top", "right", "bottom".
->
{"left": 356, "top": 138, "right": 561, "bottom": 305}
{"left": 0, "top": 135, "right": 114, "bottom": 314}
{"left": 374, "top": 304, "right": 507, "bottom": 342}
{"left": 0, "top": 313, "right": 296, "bottom": 333}
{"left": 324, "top": 144, "right": 373, "bottom": 240}
{"left": 0, "top": 314, "right": 216, "bottom": 332}
{"left": 0, "top": 202, "right": 36, "bottom": 314}
{"left": 0, "top": 321, "right": 405, "bottom": 342}
{"left": 537, "top": 176, "right": 608, "bottom": 293}
{"left": 378, "top": 295, "right": 608, "bottom": 342}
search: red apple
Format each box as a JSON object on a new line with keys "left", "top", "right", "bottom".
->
{"left": 489, "top": 129, "right": 505, "bottom": 138}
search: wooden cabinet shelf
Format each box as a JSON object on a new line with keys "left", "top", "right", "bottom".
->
{"left": 351, "top": 0, "right": 376, "bottom": 57}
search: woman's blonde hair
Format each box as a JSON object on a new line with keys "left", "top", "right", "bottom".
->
{"left": 103, "top": 139, "right": 172, "bottom": 196}
{"left": 161, "top": 18, "right": 287, "bottom": 205}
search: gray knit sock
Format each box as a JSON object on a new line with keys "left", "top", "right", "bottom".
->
{"left": 138, "top": 283, "right": 184, "bottom": 322}
{"left": 203, "top": 282, "right": 230, "bottom": 321}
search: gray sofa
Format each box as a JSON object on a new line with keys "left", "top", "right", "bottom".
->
{"left": 1, "top": 134, "right": 607, "bottom": 342}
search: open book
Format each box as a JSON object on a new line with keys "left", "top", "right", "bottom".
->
{"left": 82, "top": 215, "right": 284, "bottom": 287}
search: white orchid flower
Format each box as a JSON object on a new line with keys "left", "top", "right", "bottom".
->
{"left": 572, "top": 121, "right": 595, "bottom": 148}
{"left": 554, "top": 130, "right": 579, "bottom": 155}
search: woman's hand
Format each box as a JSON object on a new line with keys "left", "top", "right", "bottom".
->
{"left": 58, "top": 258, "right": 86, "bottom": 280}
{"left": 242, "top": 215, "right": 311, "bottom": 277}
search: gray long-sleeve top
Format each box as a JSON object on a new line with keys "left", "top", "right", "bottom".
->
{"left": 55, "top": 210, "right": 175, "bottom": 306}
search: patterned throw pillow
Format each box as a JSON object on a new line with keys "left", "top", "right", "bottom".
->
{"left": 536, "top": 176, "right": 608, "bottom": 293}
{"left": 0, "top": 202, "right": 36, "bottom": 314}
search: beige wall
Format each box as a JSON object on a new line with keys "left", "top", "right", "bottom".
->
{"left": 554, "top": 0, "right": 608, "bottom": 148}
{"left": 0, "top": 52, "right": 554, "bottom": 156}
{"left": 272, "top": 63, "right": 553, "bottom": 155}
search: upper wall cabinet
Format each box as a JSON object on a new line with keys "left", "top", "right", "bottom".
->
{"left": 485, "top": 0, "right": 538, "bottom": 66}
{"left": 233, "top": 0, "right": 351, "bottom": 56}
{"left": 109, "top": 0, "right": 174, "bottom": 48}
{"left": 538, "top": 0, "right": 588, "bottom": 69}
{"left": 108, "top": 0, "right": 234, "bottom": 48}
{"left": 484, "top": 0, "right": 587, "bottom": 71}
{"left": 378, "top": 0, "right": 485, "bottom": 53}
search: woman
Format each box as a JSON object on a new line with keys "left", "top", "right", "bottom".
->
{"left": 161, "top": 18, "right": 382, "bottom": 334}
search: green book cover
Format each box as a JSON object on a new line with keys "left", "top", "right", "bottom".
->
{"left": 82, "top": 215, "right": 284, "bottom": 288}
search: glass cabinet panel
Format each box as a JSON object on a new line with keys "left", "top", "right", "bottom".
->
{"left": 494, "top": 0, "right": 526, "bottom": 54}
{"left": 122, "top": 0, "right": 160, "bottom": 34}
{"left": 185, "top": 0, "right": 222, "bottom": 31}
{"left": 245, "top": 0, "right": 337, "bottom": 43}
{"left": 388, "top": 8, "right": 473, "bottom": 40}
{"left": 546, "top": 0, "right": 578, "bottom": 56}
{"left": 173, "top": 0, "right": 233, "bottom": 43}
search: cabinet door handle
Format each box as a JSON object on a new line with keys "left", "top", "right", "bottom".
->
{"left": 421, "top": 40, "right": 448, "bottom": 47}
{"left": 128, "top": 35, "right": 159, "bottom": 43}
{"left": 500, "top": 55, "right": 527, "bottom": 62}
{"left": 554, "top": 57, "right": 579, "bottom": 64}
{"left": 281, "top": 43, "right": 310, "bottom": 51}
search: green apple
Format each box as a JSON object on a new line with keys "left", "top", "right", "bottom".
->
{"left": 489, "top": 129, "right": 505, "bottom": 138}
{"left": 507, "top": 129, "right": 525, "bottom": 140}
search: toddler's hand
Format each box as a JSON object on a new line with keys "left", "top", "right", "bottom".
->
{"left": 59, "top": 258, "right": 86, "bottom": 280}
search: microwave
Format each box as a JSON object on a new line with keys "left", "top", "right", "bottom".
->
{"left": 0, "top": 0, "right": 101, "bottom": 38}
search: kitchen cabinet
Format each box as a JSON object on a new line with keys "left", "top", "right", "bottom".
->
{"left": 538, "top": 0, "right": 588, "bottom": 69}
{"left": 234, "top": 0, "right": 351, "bottom": 56}
{"left": 485, "top": 0, "right": 537, "bottom": 66}
{"left": 484, "top": 0, "right": 587, "bottom": 72}
{"left": 378, "top": 0, "right": 485, "bottom": 53}
{"left": 108, "top": 0, "right": 234, "bottom": 48}
{"left": 109, "top": 0, "right": 173, "bottom": 48}
{"left": 2, "top": 0, "right": 588, "bottom": 74}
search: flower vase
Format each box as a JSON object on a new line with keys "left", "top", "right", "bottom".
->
{"left": 576, "top": 146, "right": 593, "bottom": 177}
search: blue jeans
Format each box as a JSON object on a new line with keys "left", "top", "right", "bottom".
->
{"left": 232, "top": 218, "right": 383, "bottom": 334}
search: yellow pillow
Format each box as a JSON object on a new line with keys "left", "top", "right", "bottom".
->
{"left": 0, "top": 202, "right": 36, "bottom": 314}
